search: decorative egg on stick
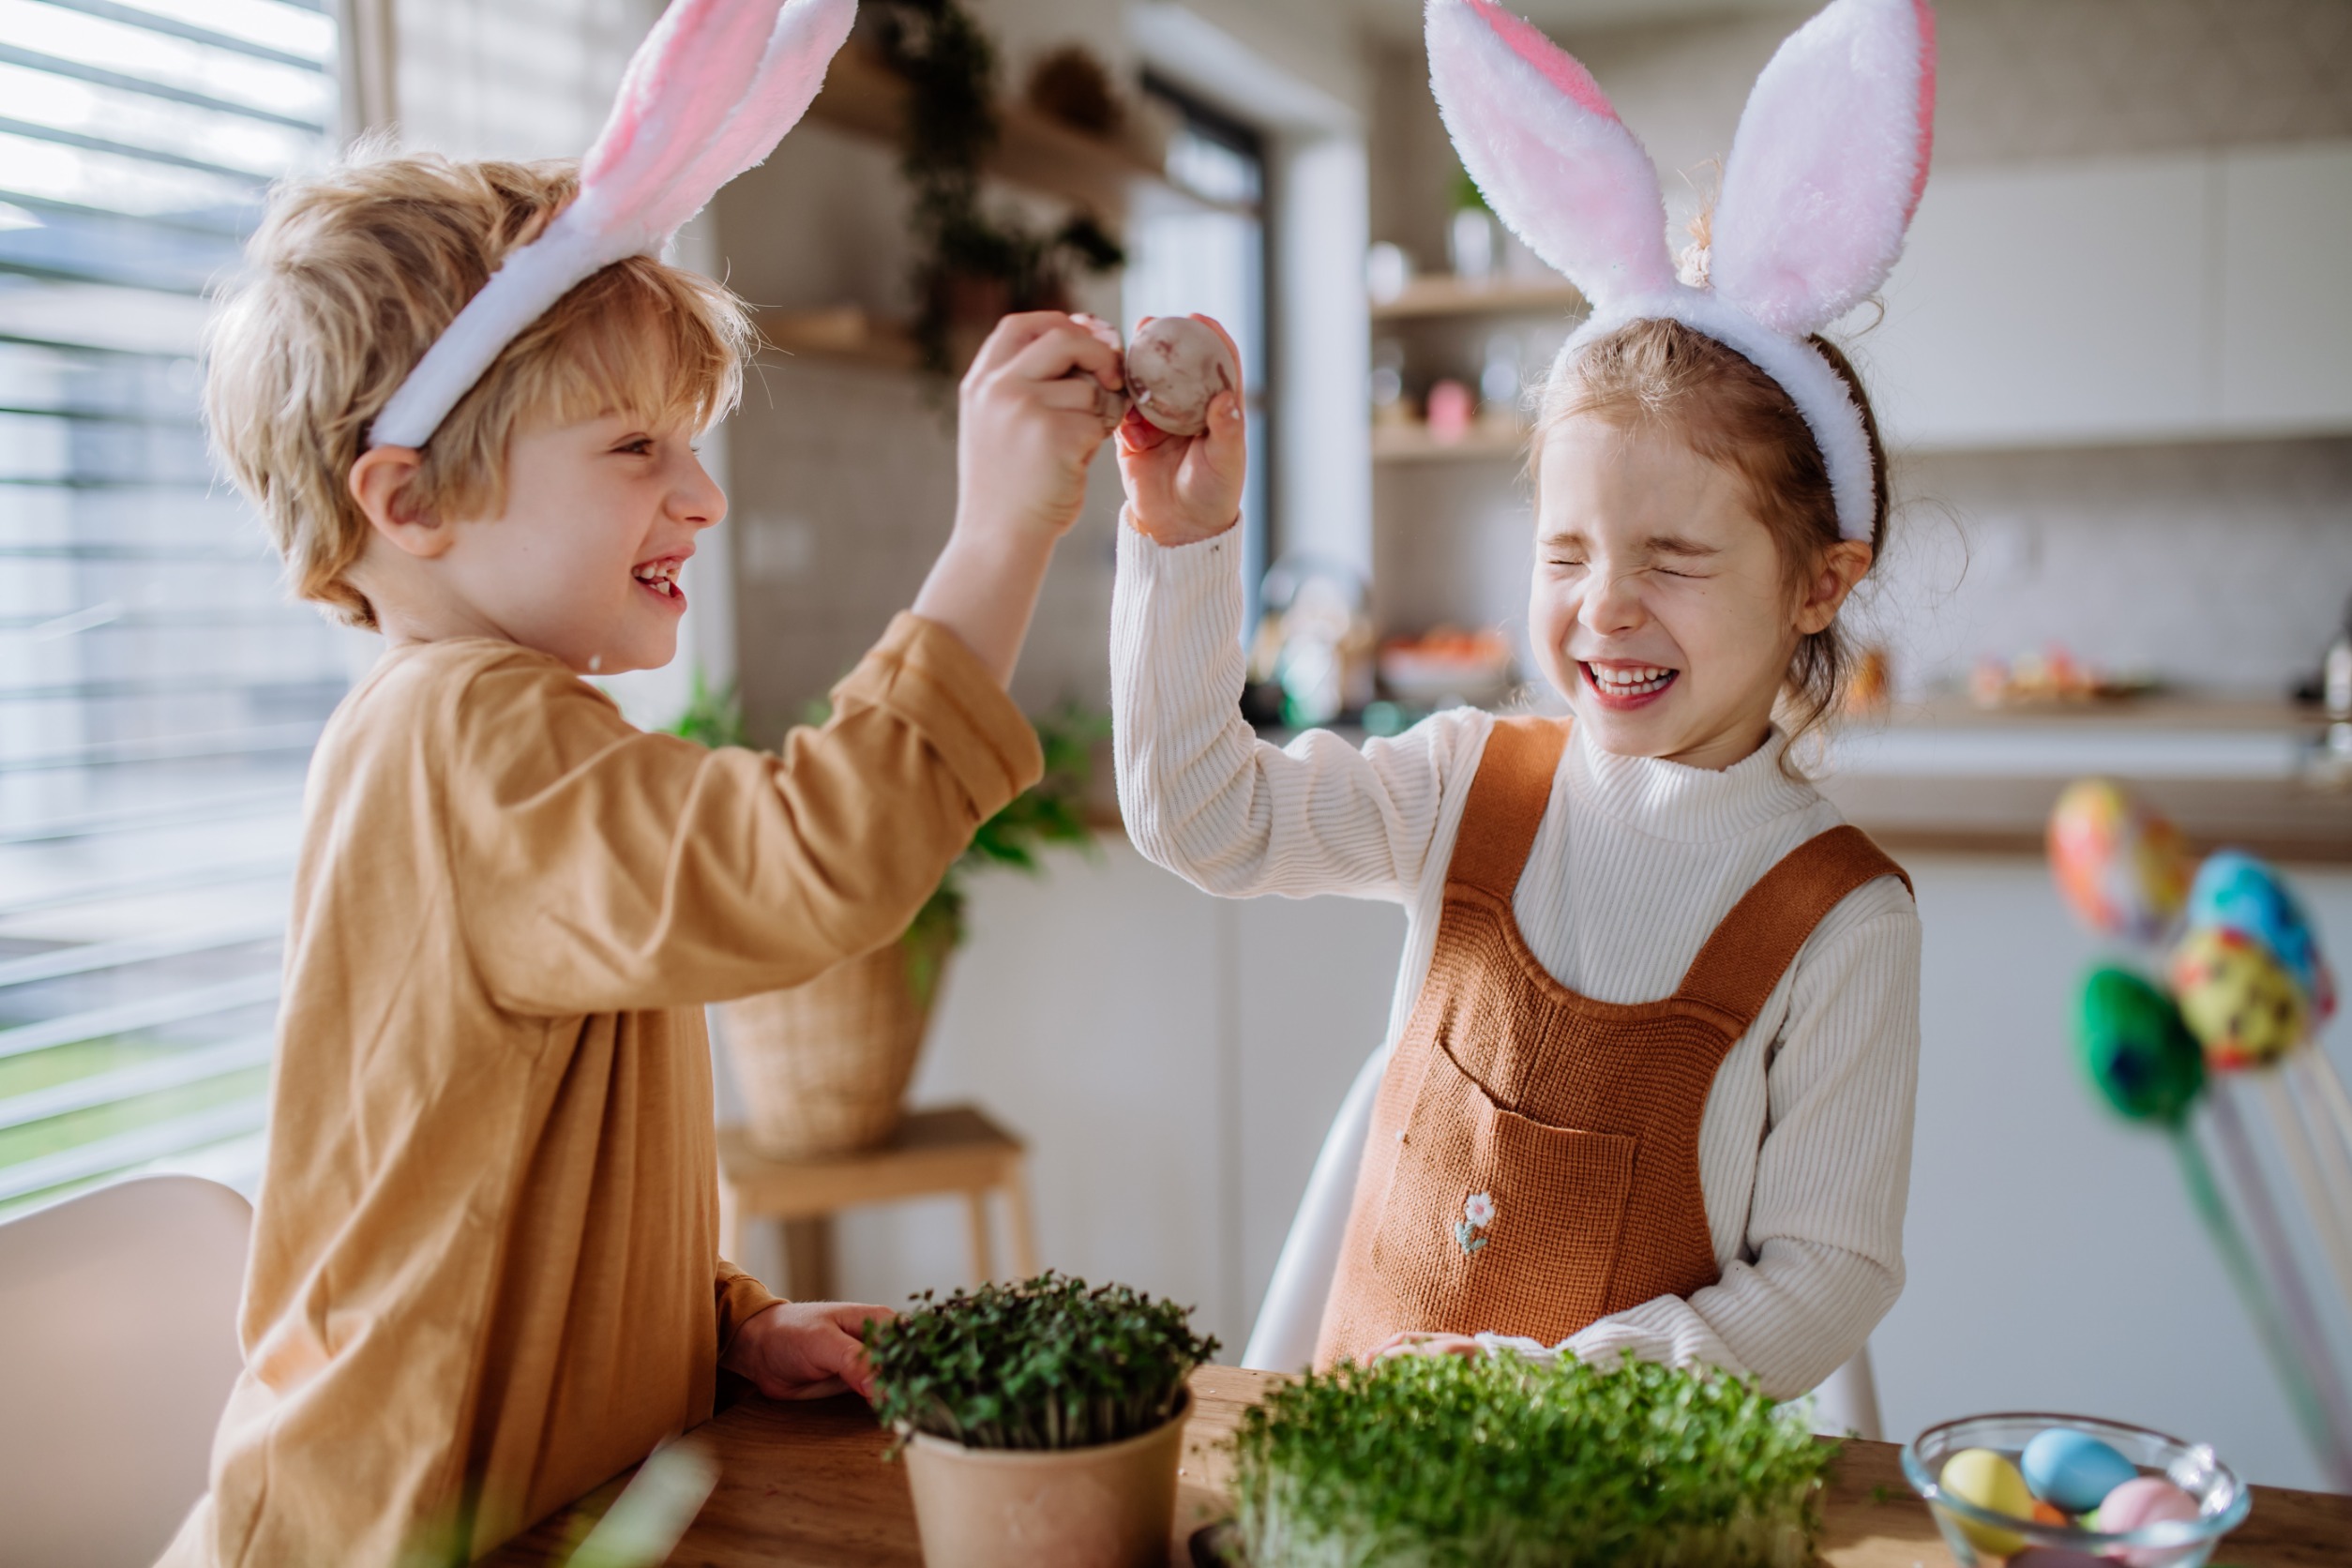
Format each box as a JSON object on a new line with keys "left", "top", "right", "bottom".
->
{"left": 2188, "top": 851, "right": 2337, "bottom": 1022}
{"left": 1123, "top": 315, "right": 1238, "bottom": 438}
{"left": 2073, "top": 967, "right": 2203, "bottom": 1126}
{"left": 2169, "top": 926, "right": 2309, "bottom": 1069}
{"left": 2046, "top": 779, "right": 2193, "bottom": 943}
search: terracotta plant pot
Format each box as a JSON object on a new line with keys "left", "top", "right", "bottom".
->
{"left": 718, "top": 931, "right": 950, "bottom": 1160}
{"left": 900, "top": 1395, "right": 1190, "bottom": 1568}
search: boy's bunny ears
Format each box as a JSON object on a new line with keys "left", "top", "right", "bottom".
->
{"left": 368, "top": 0, "right": 856, "bottom": 451}
{"left": 1428, "top": 0, "right": 1936, "bottom": 541}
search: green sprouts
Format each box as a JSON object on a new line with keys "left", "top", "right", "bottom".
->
{"left": 865, "top": 1273, "right": 1219, "bottom": 1452}
{"left": 1229, "top": 1352, "right": 1836, "bottom": 1568}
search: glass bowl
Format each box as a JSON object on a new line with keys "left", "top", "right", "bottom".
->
{"left": 1902, "top": 1412, "right": 2250, "bottom": 1568}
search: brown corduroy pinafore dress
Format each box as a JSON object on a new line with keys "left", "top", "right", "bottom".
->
{"left": 1314, "top": 717, "right": 1909, "bottom": 1368}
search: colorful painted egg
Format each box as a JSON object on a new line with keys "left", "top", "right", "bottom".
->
{"left": 2021, "top": 1426, "right": 2138, "bottom": 1515}
{"left": 2074, "top": 968, "right": 2205, "bottom": 1125}
{"left": 2188, "top": 852, "right": 2337, "bottom": 1021}
{"left": 2096, "top": 1476, "right": 2202, "bottom": 1568}
{"left": 1939, "top": 1447, "right": 2033, "bottom": 1555}
{"left": 2170, "top": 926, "right": 2310, "bottom": 1067}
{"left": 2048, "top": 780, "right": 2193, "bottom": 943}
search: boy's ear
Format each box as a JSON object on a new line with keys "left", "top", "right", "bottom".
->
{"left": 347, "top": 445, "right": 450, "bottom": 558}
{"left": 1796, "top": 538, "right": 1874, "bottom": 635}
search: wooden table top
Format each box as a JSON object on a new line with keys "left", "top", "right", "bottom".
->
{"left": 485, "top": 1364, "right": 2352, "bottom": 1568}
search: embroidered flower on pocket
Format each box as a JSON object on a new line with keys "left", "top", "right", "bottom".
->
{"left": 1454, "top": 1191, "right": 1495, "bottom": 1254}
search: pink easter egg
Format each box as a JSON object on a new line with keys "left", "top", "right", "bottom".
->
{"left": 2096, "top": 1476, "right": 2200, "bottom": 1568}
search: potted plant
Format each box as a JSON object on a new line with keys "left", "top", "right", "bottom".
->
{"left": 865, "top": 1273, "right": 1220, "bottom": 1568}
{"left": 1216, "top": 1350, "right": 1837, "bottom": 1568}
{"left": 677, "top": 683, "right": 1100, "bottom": 1159}
{"left": 864, "top": 0, "right": 1125, "bottom": 373}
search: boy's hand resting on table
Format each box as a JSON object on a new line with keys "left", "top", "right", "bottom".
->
{"left": 1116, "top": 314, "right": 1247, "bottom": 549}
{"left": 723, "top": 1301, "right": 894, "bottom": 1402}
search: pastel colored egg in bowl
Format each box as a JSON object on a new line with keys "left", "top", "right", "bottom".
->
{"left": 1902, "top": 1412, "right": 2249, "bottom": 1568}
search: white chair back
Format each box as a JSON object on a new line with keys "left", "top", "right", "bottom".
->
{"left": 0, "top": 1175, "right": 251, "bottom": 1567}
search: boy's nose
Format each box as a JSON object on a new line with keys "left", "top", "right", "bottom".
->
{"left": 672, "top": 453, "right": 727, "bottom": 530}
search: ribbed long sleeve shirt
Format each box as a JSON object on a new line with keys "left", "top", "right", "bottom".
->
{"left": 1111, "top": 523, "right": 1921, "bottom": 1398}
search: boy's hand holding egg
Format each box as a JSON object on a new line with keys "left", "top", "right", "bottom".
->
{"left": 953, "top": 311, "right": 1127, "bottom": 548}
{"left": 1114, "top": 314, "right": 1246, "bottom": 548}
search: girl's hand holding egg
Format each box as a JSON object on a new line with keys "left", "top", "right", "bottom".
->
{"left": 1114, "top": 314, "right": 1247, "bottom": 548}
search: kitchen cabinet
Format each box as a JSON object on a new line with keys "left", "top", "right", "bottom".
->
{"left": 2220, "top": 142, "right": 2352, "bottom": 431}
{"left": 1853, "top": 140, "right": 2352, "bottom": 449}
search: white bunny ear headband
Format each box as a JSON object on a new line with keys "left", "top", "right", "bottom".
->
{"left": 1428, "top": 0, "right": 1935, "bottom": 541}
{"left": 367, "top": 0, "right": 857, "bottom": 450}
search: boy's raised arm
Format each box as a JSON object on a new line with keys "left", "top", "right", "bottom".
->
{"left": 446, "top": 311, "right": 1124, "bottom": 1017}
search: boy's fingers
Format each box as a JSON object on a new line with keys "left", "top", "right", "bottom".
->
{"left": 779, "top": 1375, "right": 851, "bottom": 1401}
{"left": 964, "top": 310, "right": 1077, "bottom": 380}
{"left": 1004, "top": 317, "right": 1124, "bottom": 389}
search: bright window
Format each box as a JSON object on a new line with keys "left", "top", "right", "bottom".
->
{"left": 0, "top": 0, "right": 346, "bottom": 1214}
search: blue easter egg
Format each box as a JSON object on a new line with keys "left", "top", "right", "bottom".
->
{"left": 2188, "top": 852, "right": 2336, "bottom": 1019}
{"left": 2021, "top": 1427, "right": 2138, "bottom": 1515}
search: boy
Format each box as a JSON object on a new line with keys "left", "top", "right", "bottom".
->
{"left": 168, "top": 153, "right": 1123, "bottom": 1565}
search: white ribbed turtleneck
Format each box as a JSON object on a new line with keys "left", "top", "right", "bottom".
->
{"left": 1110, "top": 522, "right": 1921, "bottom": 1397}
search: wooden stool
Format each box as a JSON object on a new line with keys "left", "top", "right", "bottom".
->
{"left": 716, "top": 1103, "right": 1039, "bottom": 1301}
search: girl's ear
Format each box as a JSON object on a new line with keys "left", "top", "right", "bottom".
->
{"left": 1425, "top": 0, "right": 1676, "bottom": 309}
{"left": 1795, "top": 538, "right": 1876, "bottom": 636}
{"left": 1708, "top": 0, "right": 1937, "bottom": 337}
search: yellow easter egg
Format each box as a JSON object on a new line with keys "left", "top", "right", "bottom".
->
{"left": 2171, "top": 926, "right": 2309, "bottom": 1068}
{"left": 1939, "top": 1447, "right": 2033, "bottom": 1556}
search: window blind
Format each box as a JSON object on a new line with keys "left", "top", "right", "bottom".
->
{"left": 0, "top": 0, "right": 346, "bottom": 1214}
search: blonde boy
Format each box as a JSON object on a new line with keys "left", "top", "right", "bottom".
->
{"left": 168, "top": 154, "right": 1123, "bottom": 1565}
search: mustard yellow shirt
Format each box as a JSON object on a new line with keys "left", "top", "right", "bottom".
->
{"left": 160, "top": 614, "right": 1041, "bottom": 1566}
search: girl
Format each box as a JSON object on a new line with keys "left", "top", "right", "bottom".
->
{"left": 1109, "top": 0, "right": 1935, "bottom": 1399}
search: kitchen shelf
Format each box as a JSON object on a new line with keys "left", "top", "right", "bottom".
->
{"left": 1370, "top": 274, "right": 1585, "bottom": 322}
{"left": 807, "top": 45, "right": 1178, "bottom": 218}
{"left": 754, "top": 306, "right": 923, "bottom": 372}
{"left": 1373, "top": 422, "right": 1530, "bottom": 463}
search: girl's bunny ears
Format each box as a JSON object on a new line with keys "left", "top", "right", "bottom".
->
{"left": 1428, "top": 0, "right": 1936, "bottom": 541}
{"left": 368, "top": 0, "right": 856, "bottom": 451}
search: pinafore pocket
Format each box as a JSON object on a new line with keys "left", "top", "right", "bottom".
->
{"left": 1369, "top": 1038, "right": 1636, "bottom": 1344}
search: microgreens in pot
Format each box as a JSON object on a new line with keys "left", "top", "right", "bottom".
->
{"left": 864, "top": 1273, "right": 1219, "bottom": 1453}
{"left": 1229, "top": 1351, "right": 1836, "bottom": 1568}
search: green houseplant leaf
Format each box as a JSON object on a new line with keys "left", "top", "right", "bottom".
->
{"left": 865, "top": 1273, "right": 1220, "bottom": 1453}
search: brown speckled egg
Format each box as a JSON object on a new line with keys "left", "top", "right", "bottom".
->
{"left": 1125, "top": 317, "right": 1237, "bottom": 438}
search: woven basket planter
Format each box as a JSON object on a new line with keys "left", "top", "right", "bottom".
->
{"left": 721, "top": 931, "right": 950, "bottom": 1160}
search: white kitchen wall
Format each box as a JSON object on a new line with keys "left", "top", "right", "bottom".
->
{"left": 730, "top": 839, "right": 2352, "bottom": 1491}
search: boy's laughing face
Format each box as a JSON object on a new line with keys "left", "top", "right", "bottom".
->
{"left": 427, "top": 411, "right": 721, "bottom": 675}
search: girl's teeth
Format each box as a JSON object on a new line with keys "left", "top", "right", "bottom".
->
{"left": 1591, "top": 665, "right": 1671, "bottom": 694}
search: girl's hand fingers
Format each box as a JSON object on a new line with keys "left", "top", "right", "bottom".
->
{"left": 1191, "top": 313, "right": 1246, "bottom": 398}
{"left": 1117, "top": 406, "right": 1176, "bottom": 454}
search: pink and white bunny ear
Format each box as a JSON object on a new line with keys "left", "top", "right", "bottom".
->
{"left": 1708, "top": 0, "right": 1936, "bottom": 336}
{"left": 369, "top": 0, "right": 853, "bottom": 449}
{"left": 1425, "top": 0, "right": 1675, "bottom": 308}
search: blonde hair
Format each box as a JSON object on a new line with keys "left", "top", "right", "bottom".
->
{"left": 204, "top": 150, "right": 754, "bottom": 628}
{"left": 1536, "top": 317, "right": 1889, "bottom": 752}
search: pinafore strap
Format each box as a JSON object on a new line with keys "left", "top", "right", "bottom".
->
{"left": 1673, "top": 824, "right": 1912, "bottom": 1031}
{"left": 1445, "top": 717, "right": 1571, "bottom": 902}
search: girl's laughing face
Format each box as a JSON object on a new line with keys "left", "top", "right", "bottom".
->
{"left": 1530, "top": 414, "right": 1857, "bottom": 773}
